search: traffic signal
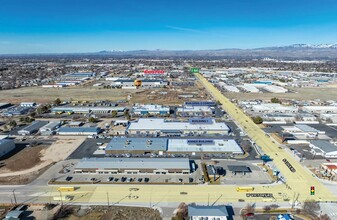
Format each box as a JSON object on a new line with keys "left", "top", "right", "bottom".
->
{"left": 310, "top": 186, "right": 315, "bottom": 195}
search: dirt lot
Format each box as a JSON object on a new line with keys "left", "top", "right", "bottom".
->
{"left": 57, "top": 206, "right": 161, "bottom": 220}
{"left": 0, "top": 86, "right": 138, "bottom": 103}
{"left": 0, "top": 136, "right": 85, "bottom": 184}
{"left": 0, "top": 163, "right": 54, "bottom": 184}
{"left": 0, "top": 146, "right": 44, "bottom": 172}
{"left": 224, "top": 86, "right": 337, "bottom": 101}
{"left": 0, "top": 83, "right": 208, "bottom": 105}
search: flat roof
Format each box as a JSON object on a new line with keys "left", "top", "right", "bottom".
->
{"left": 128, "top": 118, "right": 229, "bottom": 131}
{"left": 188, "top": 205, "right": 228, "bottom": 217}
{"left": 58, "top": 127, "right": 99, "bottom": 133}
{"left": 311, "top": 140, "right": 337, "bottom": 153}
{"left": 177, "top": 105, "right": 213, "bottom": 113}
{"left": 106, "top": 137, "right": 168, "bottom": 151}
{"left": 133, "top": 104, "right": 169, "bottom": 112}
{"left": 167, "top": 139, "right": 242, "bottom": 153}
{"left": 52, "top": 106, "right": 125, "bottom": 112}
{"left": 19, "top": 121, "right": 48, "bottom": 132}
{"left": 295, "top": 124, "right": 319, "bottom": 133}
{"left": 0, "top": 139, "right": 14, "bottom": 146}
{"left": 227, "top": 165, "right": 251, "bottom": 172}
{"left": 75, "top": 158, "right": 190, "bottom": 170}
{"left": 40, "top": 121, "right": 60, "bottom": 130}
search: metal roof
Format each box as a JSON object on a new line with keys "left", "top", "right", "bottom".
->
{"left": 5, "top": 210, "right": 23, "bottom": 218}
{"left": 58, "top": 127, "right": 99, "bottom": 133}
{"left": 19, "top": 121, "right": 48, "bottom": 133}
{"left": 75, "top": 157, "right": 190, "bottom": 170}
{"left": 188, "top": 205, "right": 228, "bottom": 217}
{"left": 167, "top": 139, "right": 243, "bottom": 153}
{"left": 39, "top": 121, "right": 60, "bottom": 130}
{"left": 295, "top": 124, "right": 319, "bottom": 133}
{"left": 128, "top": 118, "right": 229, "bottom": 132}
{"left": 311, "top": 140, "right": 337, "bottom": 153}
{"left": 106, "top": 137, "right": 168, "bottom": 151}
{"left": 0, "top": 139, "right": 14, "bottom": 148}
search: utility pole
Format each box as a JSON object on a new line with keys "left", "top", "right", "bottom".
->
{"left": 12, "top": 190, "right": 17, "bottom": 204}
{"left": 59, "top": 190, "right": 63, "bottom": 207}
{"left": 107, "top": 192, "right": 110, "bottom": 207}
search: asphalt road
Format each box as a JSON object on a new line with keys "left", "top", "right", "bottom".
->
{"left": 195, "top": 73, "right": 337, "bottom": 203}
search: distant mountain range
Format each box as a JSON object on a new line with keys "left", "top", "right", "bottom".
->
{"left": 3, "top": 44, "right": 337, "bottom": 59}
{"left": 94, "top": 44, "right": 337, "bottom": 59}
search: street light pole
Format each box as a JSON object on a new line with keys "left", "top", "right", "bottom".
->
{"left": 12, "top": 190, "right": 17, "bottom": 204}
{"left": 107, "top": 192, "right": 110, "bottom": 207}
{"left": 59, "top": 190, "right": 63, "bottom": 207}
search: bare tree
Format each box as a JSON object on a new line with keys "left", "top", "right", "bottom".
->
{"left": 318, "top": 214, "right": 331, "bottom": 220}
{"left": 263, "top": 205, "right": 271, "bottom": 212}
{"left": 302, "top": 199, "right": 320, "bottom": 217}
{"left": 241, "top": 203, "right": 255, "bottom": 217}
{"left": 269, "top": 204, "right": 279, "bottom": 210}
{"left": 175, "top": 202, "right": 188, "bottom": 220}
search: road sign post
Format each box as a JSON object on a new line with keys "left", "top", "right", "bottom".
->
{"left": 190, "top": 68, "right": 200, "bottom": 73}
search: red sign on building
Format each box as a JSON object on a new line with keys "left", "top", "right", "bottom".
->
{"left": 143, "top": 70, "right": 165, "bottom": 74}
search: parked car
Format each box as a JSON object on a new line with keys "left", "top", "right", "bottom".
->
{"left": 137, "top": 178, "right": 143, "bottom": 182}
{"left": 144, "top": 178, "right": 150, "bottom": 183}
{"left": 65, "top": 176, "right": 72, "bottom": 181}
{"left": 121, "top": 177, "right": 127, "bottom": 182}
{"left": 107, "top": 177, "right": 114, "bottom": 182}
{"left": 113, "top": 178, "right": 119, "bottom": 182}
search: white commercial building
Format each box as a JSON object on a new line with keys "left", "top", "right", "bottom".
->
{"left": 167, "top": 139, "right": 243, "bottom": 155}
{"left": 127, "top": 118, "right": 230, "bottom": 136}
{"left": 282, "top": 124, "right": 325, "bottom": 139}
{"left": 223, "top": 85, "right": 240, "bottom": 93}
{"left": 74, "top": 158, "right": 191, "bottom": 175}
{"left": 176, "top": 105, "right": 214, "bottom": 117}
{"left": 252, "top": 103, "right": 298, "bottom": 113}
{"left": 303, "top": 106, "right": 337, "bottom": 114}
{"left": 238, "top": 84, "right": 260, "bottom": 93}
{"left": 263, "top": 85, "right": 288, "bottom": 93}
{"left": 39, "top": 121, "right": 61, "bottom": 133}
{"left": 310, "top": 140, "right": 337, "bottom": 158}
{"left": 132, "top": 104, "right": 170, "bottom": 116}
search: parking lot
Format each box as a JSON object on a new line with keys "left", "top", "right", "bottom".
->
{"left": 203, "top": 160, "right": 273, "bottom": 185}
{"left": 67, "top": 138, "right": 111, "bottom": 159}
{"left": 56, "top": 171, "right": 200, "bottom": 184}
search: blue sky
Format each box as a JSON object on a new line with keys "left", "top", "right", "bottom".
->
{"left": 1, "top": 0, "right": 337, "bottom": 54}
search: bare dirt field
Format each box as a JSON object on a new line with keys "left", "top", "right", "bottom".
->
{"left": 224, "top": 87, "right": 337, "bottom": 101}
{"left": 0, "top": 136, "right": 85, "bottom": 183}
{"left": 0, "top": 83, "right": 209, "bottom": 105}
{"left": 0, "top": 146, "right": 44, "bottom": 172}
{"left": 0, "top": 163, "right": 54, "bottom": 184}
{"left": 0, "top": 86, "right": 138, "bottom": 103}
{"left": 57, "top": 206, "right": 161, "bottom": 220}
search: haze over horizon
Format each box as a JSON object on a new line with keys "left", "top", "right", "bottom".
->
{"left": 1, "top": 0, "right": 337, "bottom": 54}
